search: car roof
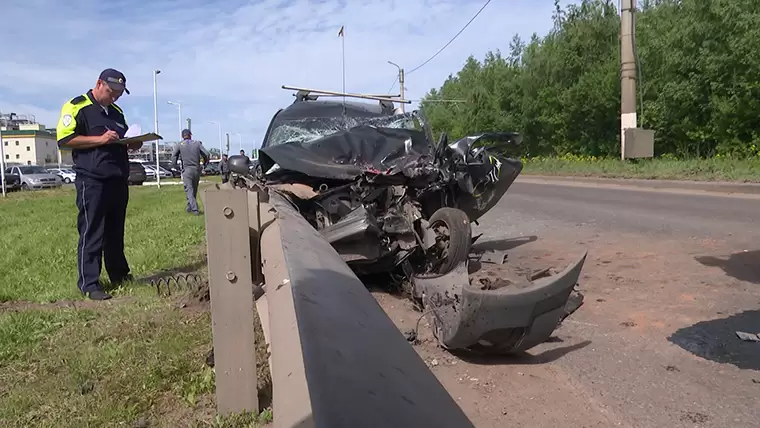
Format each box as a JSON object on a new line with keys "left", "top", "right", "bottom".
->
{"left": 276, "top": 99, "right": 390, "bottom": 121}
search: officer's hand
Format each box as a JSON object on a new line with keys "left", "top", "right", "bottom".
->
{"left": 99, "top": 130, "right": 119, "bottom": 144}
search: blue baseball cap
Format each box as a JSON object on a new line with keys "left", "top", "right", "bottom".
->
{"left": 99, "top": 68, "right": 130, "bottom": 94}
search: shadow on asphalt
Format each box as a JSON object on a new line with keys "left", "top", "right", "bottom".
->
{"left": 473, "top": 235, "right": 538, "bottom": 252}
{"left": 695, "top": 250, "right": 760, "bottom": 284}
{"left": 451, "top": 340, "right": 591, "bottom": 366}
{"left": 668, "top": 310, "right": 760, "bottom": 371}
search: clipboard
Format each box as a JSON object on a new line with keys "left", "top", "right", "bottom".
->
{"left": 113, "top": 133, "right": 163, "bottom": 145}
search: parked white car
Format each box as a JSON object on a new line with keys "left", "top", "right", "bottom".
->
{"left": 47, "top": 168, "right": 77, "bottom": 184}
{"left": 5, "top": 165, "right": 63, "bottom": 190}
{"left": 144, "top": 164, "right": 172, "bottom": 179}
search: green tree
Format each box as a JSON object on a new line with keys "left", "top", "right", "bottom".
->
{"left": 421, "top": 0, "right": 760, "bottom": 159}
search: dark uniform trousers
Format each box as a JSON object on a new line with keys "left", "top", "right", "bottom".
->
{"left": 75, "top": 176, "right": 130, "bottom": 293}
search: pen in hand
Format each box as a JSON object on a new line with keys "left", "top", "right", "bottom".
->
{"left": 102, "top": 126, "right": 120, "bottom": 144}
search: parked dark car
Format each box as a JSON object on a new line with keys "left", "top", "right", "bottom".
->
{"left": 0, "top": 171, "right": 21, "bottom": 191}
{"left": 202, "top": 162, "right": 220, "bottom": 176}
{"left": 128, "top": 162, "right": 146, "bottom": 185}
{"left": 159, "top": 162, "right": 182, "bottom": 178}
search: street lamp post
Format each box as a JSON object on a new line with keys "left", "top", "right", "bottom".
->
{"left": 233, "top": 132, "right": 242, "bottom": 153}
{"left": 210, "top": 121, "right": 222, "bottom": 155}
{"left": 153, "top": 69, "right": 162, "bottom": 188}
{"left": 167, "top": 101, "right": 182, "bottom": 137}
{"left": 0, "top": 111, "right": 6, "bottom": 197}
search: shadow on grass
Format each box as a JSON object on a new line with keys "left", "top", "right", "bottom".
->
{"left": 103, "top": 260, "right": 208, "bottom": 294}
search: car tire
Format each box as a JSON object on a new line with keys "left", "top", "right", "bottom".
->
{"left": 427, "top": 207, "right": 472, "bottom": 274}
{"left": 21, "top": 183, "right": 29, "bottom": 191}
{"left": 64, "top": 178, "right": 71, "bottom": 184}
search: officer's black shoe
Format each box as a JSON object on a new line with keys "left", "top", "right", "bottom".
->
{"left": 87, "top": 290, "right": 113, "bottom": 301}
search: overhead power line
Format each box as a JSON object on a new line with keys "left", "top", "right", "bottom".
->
{"left": 387, "top": 75, "right": 399, "bottom": 94}
{"left": 406, "top": 0, "right": 492, "bottom": 75}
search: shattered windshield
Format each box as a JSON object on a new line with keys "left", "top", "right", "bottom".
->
{"left": 266, "top": 113, "right": 425, "bottom": 147}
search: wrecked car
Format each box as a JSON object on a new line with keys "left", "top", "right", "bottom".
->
{"left": 228, "top": 87, "right": 587, "bottom": 354}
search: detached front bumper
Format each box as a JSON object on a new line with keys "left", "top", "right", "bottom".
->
{"left": 412, "top": 251, "right": 587, "bottom": 354}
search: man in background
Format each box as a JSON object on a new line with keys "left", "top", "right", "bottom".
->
{"left": 171, "top": 129, "right": 209, "bottom": 215}
{"left": 220, "top": 154, "right": 230, "bottom": 183}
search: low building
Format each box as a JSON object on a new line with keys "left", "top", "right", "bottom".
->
{"left": 0, "top": 113, "right": 72, "bottom": 166}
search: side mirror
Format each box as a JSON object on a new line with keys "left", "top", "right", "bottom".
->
{"left": 228, "top": 155, "right": 251, "bottom": 175}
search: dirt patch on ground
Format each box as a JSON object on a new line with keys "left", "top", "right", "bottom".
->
{"left": 368, "top": 227, "right": 760, "bottom": 427}
{"left": 372, "top": 289, "right": 614, "bottom": 428}
{"left": 152, "top": 392, "right": 217, "bottom": 428}
{"left": 178, "top": 274, "right": 273, "bottom": 410}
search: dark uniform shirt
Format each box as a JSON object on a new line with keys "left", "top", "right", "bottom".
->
{"left": 56, "top": 90, "right": 130, "bottom": 180}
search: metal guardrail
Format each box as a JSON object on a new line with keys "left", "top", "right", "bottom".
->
{"left": 204, "top": 186, "right": 474, "bottom": 427}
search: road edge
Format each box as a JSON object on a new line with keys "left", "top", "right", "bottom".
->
{"left": 518, "top": 174, "right": 760, "bottom": 195}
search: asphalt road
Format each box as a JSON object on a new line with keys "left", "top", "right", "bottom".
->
{"left": 499, "top": 179, "right": 760, "bottom": 245}
{"left": 461, "top": 179, "right": 760, "bottom": 428}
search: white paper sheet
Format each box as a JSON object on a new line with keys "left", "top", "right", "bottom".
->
{"left": 124, "top": 124, "right": 142, "bottom": 138}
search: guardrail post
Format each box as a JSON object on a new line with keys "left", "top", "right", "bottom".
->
{"left": 204, "top": 188, "right": 259, "bottom": 415}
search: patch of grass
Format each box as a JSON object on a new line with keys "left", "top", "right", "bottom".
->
{"left": 0, "top": 296, "right": 235, "bottom": 428}
{"left": 0, "top": 181, "right": 272, "bottom": 427}
{"left": 0, "top": 185, "right": 208, "bottom": 302}
{"left": 521, "top": 156, "right": 760, "bottom": 182}
{"left": 203, "top": 409, "right": 273, "bottom": 428}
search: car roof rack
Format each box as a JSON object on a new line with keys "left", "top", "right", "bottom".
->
{"left": 282, "top": 85, "right": 412, "bottom": 105}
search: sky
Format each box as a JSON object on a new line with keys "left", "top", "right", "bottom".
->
{"left": 0, "top": 0, "right": 574, "bottom": 155}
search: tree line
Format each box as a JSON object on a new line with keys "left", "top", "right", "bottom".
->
{"left": 420, "top": 0, "right": 760, "bottom": 159}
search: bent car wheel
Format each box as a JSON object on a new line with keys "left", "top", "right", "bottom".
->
{"left": 427, "top": 207, "right": 472, "bottom": 274}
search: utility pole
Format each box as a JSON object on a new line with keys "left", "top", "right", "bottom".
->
{"left": 225, "top": 133, "right": 230, "bottom": 154}
{"left": 186, "top": 118, "right": 191, "bottom": 131}
{"left": 620, "top": 0, "right": 636, "bottom": 160}
{"left": 399, "top": 68, "right": 405, "bottom": 113}
{"left": 388, "top": 61, "right": 405, "bottom": 113}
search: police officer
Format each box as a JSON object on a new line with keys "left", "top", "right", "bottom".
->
{"left": 171, "top": 129, "right": 210, "bottom": 215}
{"left": 56, "top": 68, "right": 141, "bottom": 301}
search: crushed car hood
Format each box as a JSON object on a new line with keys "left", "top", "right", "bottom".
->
{"left": 259, "top": 125, "right": 433, "bottom": 181}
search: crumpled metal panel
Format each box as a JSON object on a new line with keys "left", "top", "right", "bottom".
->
{"left": 413, "top": 251, "right": 588, "bottom": 353}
